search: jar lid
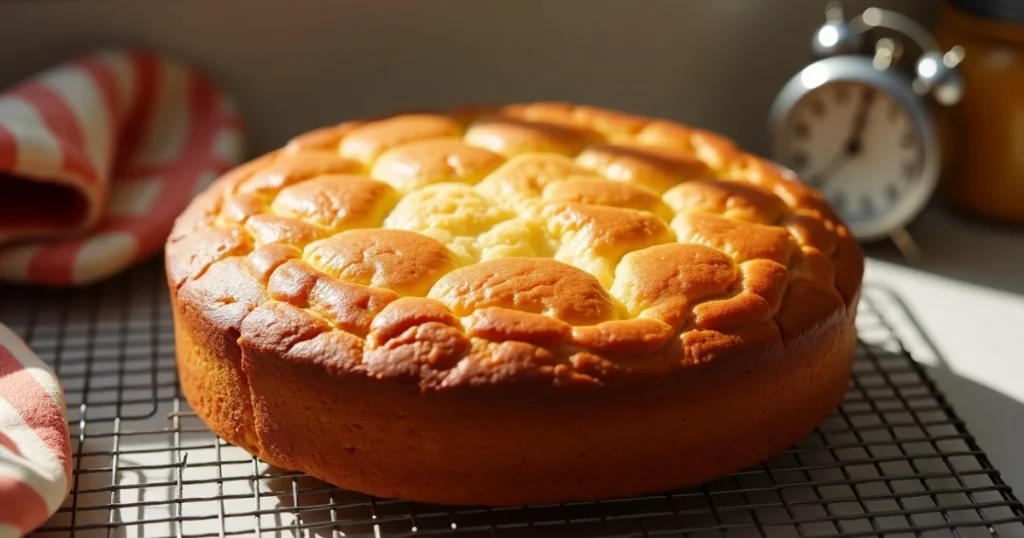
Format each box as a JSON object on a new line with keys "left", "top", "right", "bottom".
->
{"left": 951, "top": 0, "right": 1024, "bottom": 23}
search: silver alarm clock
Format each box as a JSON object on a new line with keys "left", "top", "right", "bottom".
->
{"left": 768, "top": 3, "right": 965, "bottom": 253}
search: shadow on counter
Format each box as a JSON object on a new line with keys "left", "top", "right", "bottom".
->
{"left": 864, "top": 206, "right": 1024, "bottom": 297}
{"left": 922, "top": 361, "right": 1024, "bottom": 500}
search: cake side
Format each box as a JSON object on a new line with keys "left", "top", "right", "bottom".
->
{"left": 170, "top": 281, "right": 856, "bottom": 505}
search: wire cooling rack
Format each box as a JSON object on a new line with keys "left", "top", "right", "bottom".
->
{"left": 1, "top": 259, "right": 1022, "bottom": 538}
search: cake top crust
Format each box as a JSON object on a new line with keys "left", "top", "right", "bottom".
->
{"left": 166, "top": 102, "right": 864, "bottom": 389}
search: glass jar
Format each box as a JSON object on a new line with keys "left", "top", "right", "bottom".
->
{"left": 934, "top": 0, "right": 1024, "bottom": 223}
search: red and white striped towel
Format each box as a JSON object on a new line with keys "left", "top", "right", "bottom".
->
{"left": 0, "top": 48, "right": 245, "bottom": 537}
{"left": 0, "top": 48, "right": 244, "bottom": 286}
{"left": 0, "top": 323, "right": 71, "bottom": 538}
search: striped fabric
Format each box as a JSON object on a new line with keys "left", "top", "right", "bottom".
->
{"left": 0, "top": 323, "right": 71, "bottom": 538}
{"left": 0, "top": 48, "right": 244, "bottom": 286}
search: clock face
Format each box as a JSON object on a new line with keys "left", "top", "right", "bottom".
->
{"left": 774, "top": 81, "right": 926, "bottom": 230}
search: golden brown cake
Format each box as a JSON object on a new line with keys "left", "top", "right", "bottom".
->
{"left": 165, "top": 102, "right": 864, "bottom": 507}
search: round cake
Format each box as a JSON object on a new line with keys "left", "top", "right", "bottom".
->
{"left": 165, "top": 102, "right": 864, "bottom": 507}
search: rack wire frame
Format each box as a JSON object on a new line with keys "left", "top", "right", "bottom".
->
{"left": 0, "top": 259, "right": 1022, "bottom": 538}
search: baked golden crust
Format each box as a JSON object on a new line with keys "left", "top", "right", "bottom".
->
{"left": 166, "top": 102, "right": 864, "bottom": 505}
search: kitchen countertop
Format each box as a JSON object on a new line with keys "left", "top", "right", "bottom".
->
{"left": 862, "top": 205, "right": 1024, "bottom": 496}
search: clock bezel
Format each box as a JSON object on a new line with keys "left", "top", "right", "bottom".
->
{"left": 767, "top": 55, "right": 940, "bottom": 242}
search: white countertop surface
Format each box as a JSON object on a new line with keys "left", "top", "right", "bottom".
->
{"left": 863, "top": 205, "right": 1024, "bottom": 496}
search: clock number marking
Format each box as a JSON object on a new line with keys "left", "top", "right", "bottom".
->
{"left": 902, "top": 162, "right": 917, "bottom": 180}
{"left": 860, "top": 195, "right": 875, "bottom": 218}
{"left": 887, "top": 101, "right": 900, "bottom": 121}
{"left": 793, "top": 121, "right": 809, "bottom": 139}
{"left": 831, "top": 191, "right": 847, "bottom": 213}
{"left": 885, "top": 183, "right": 901, "bottom": 203}
{"left": 835, "top": 86, "right": 850, "bottom": 104}
{"left": 809, "top": 98, "right": 825, "bottom": 117}
{"left": 861, "top": 86, "right": 876, "bottom": 106}
{"left": 790, "top": 151, "right": 808, "bottom": 171}
{"left": 900, "top": 130, "right": 916, "bottom": 149}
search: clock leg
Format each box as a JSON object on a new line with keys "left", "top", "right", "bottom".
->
{"left": 889, "top": 227, "right": 924, "bottom": 263}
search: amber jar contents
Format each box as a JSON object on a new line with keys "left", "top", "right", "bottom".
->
{"left": 935, "top": 2, "right": 1024, "bottom": 223}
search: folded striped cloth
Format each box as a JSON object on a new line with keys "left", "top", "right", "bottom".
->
{"left": 0, "top": 48, "right": 245, "bottom": 537}
{"left": 0, "top": 48, "right": 244, "bottom": 286}
{"left": 0, "top": 324, "right": 71, "bottom": 538}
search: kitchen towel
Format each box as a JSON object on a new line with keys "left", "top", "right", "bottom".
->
{"left": 0, "top": 323, "right": 70, "bottom": 538}
{"left": 0, "top": 48, "right": 244, "bottom": 286}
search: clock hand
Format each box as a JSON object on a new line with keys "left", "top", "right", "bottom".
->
{"left": 844, "top": 87, "right": 875, "bottom": 155}
{"left": 806, "top": 87, "right": 876, "bottom": 188}
{"left": 806, "top": 150, "right": 849, "bottom": 188}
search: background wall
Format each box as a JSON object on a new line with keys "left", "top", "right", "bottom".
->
{"left": 0, "top": 0, "right": 939, "bottom": 157}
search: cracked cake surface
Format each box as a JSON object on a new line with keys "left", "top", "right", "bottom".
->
{"left": 167, "top": 102, "right": 862, "bottom": 388}
{"left": 166, "top": 102, "right": 864, "bottom": 506}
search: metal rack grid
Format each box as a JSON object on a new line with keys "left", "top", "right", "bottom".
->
{"left": 1, "top": 259, "right": 1022, "bottom": 538}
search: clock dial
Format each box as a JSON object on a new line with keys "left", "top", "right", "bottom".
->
{"left": 776, "top": 81, "right": 924, "bottom": 228}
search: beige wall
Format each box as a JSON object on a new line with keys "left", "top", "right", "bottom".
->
{"left": 0, "top": 0, "right": 938, "bottom": 157}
